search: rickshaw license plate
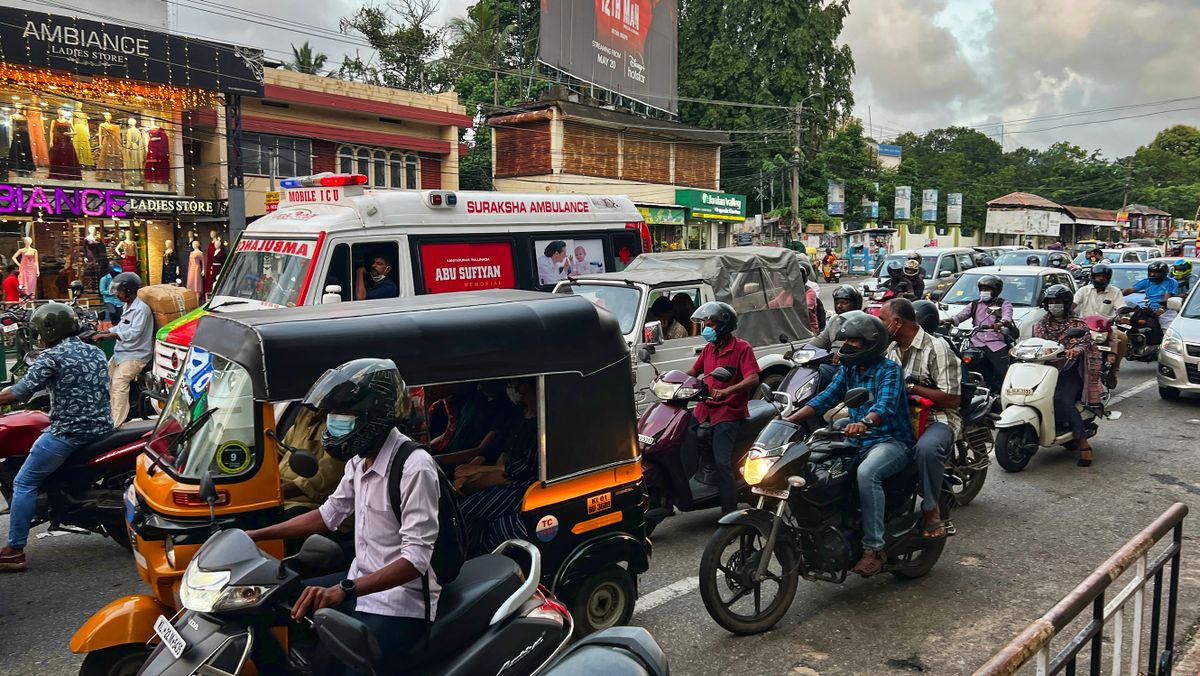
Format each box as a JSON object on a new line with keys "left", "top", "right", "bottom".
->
{"left": 2, "top": 323, "right": 17, "bottom": 334}
{"left": 752, "top": 486, "right": 790, "bottom": 500}
{"left": 154, "top": 615, "right": 186, "bottom": 658}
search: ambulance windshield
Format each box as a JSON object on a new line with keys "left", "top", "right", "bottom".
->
{"left": 211, "top": 238, "right": 316, "bottom": 308}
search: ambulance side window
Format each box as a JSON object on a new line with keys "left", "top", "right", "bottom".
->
{"left": 325, "top": 243, "right": 352, "bottom": 301}
{"left": 352, "top": 241, "right": 401, "bottom": 301}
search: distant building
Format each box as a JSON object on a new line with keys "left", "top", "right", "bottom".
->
{"left": 1120, "top": 204, "right": 1172, "bottom": 239}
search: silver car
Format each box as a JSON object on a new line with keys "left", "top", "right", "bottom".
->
{"left": 1157, "top": 291, "right": 1200, "bottom": 400}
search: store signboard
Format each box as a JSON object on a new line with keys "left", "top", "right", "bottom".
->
{"left": 0, "top": 183, "right": 126, "bottom": 217}
{"left": 675, "top": 189, "right": 746, "bottom": 221}
{"left": 125, "top": 194, "right": 226, "bottom": 217}
{"left": 637, "top": 206, "right": 685, "bottom": 225}
{"left": 0, "top": 7, "right": 264, "bottom": 95}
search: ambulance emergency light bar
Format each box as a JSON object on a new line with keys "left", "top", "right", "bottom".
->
{"left": 279, "top": 173, "right": 368, "bottom": 189}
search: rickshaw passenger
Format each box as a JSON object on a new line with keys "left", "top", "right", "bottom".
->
{"left": 434, "top": 381, "right": 518, "bottom": 467}
{"left": 278, "top": 406, "right": 346, "bottom": 516}
{"left": 456, "top": 378, "right": 539, "bottom": 556}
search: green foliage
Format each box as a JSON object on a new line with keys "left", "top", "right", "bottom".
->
{"left": 287, "top": 42, "right": 329, "bottom": 75}
{"left": 336, "top": 0, "right": 448, "bottom": 93}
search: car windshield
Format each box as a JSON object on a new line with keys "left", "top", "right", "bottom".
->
{"left": 1182, "top": 289, "right": 1200, "bottom": 319}
{"left": 555, "top": 283, "right": 642, "bottom": 335}
{"left": 875, "top": 254, "right": 934, "bottom": 279}
{"left": 1072, "top": 251, "right": 1122, "bottom": 264}
{"left": 145, "top": 347, "right": 259, "bottom": 481}
{"left": 943, "top": 272, "right": 1042, "bottom": 307}
{"left": 1110, "top": 267, "right": 1147, "bottom": 290}
{"left": 210, "top": 239, "right": 316, "bottom": 308}
{"left": 996, "top": 251, "right": 1044, "bottom": 266}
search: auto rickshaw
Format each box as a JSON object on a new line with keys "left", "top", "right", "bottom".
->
{"left": 72, "top": 290, "right": 650, "bottom": 674}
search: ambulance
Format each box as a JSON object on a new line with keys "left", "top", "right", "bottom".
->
{"left": 150, "top": 173, "right": 650, "bottom": 391}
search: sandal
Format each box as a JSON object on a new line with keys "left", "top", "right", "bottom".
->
{"left": 851, "top": 549, "right": 884, "bottom": 577}
{"left": 1078, "top": 445, "right": 1093, "bottom": 467}
{"left": 921, "top": 511, "right": 947, "bottom": 539}
{"left": 0, "top": 549, "right": 26, "bottom": 573}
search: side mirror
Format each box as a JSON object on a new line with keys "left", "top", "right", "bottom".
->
{"left": 637, "top": 346, "right": 654, "bottom": 363}
{"left": 1168, "top": 297, "right": 1183, "bottom": 312}
{"left": 643, "top": 320, "right": 664, "bottom": 346}
{"left": 296, "top": 534, "right": 346, "bottom": 571}
{"left": 844, "top": 387, "right": 872, "bottom": 408}
{"left": 313, "top": 609, "right": 381, "bottom": 672}
{"left": 1066, "top": 327, "right": 1087, "bottom": 339}
{"left": 198, "top": 473, "right": 218, "bottom": 507}
{"left": 323, "top": 285, "right": 342, "bottom": 304}
{"left": 709, "top": 366, "right": 735, "bottom": 382}
{"left": 938, "top": 270, "right": 953, "bottom": 279}
{"left": 288, "top": 449, "right": 320, "bottom": 479}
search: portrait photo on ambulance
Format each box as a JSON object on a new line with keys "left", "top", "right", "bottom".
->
{"left": 536, "top": 238, "right": 608, "bottom": 285}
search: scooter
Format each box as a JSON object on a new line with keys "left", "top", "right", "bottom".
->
{"left": 993, "top": 332, "right": 1120, "bottom": 473}
{"left": 770, "top": 343, "right": 832, "bottom": 422}
{"left": 638, "top": 367, "right": 778, "bottom": 535}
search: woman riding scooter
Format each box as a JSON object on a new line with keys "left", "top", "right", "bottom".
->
{"left": 1033, "top": 285, "right": 1101, "bottom": 467}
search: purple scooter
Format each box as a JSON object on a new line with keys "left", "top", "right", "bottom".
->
{"left": 638, "top": 367, "right": 778, "bottom": 535}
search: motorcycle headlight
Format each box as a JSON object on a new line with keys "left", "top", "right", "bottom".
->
{"left": 651, "top": 379, "right": 698, "bottom": 401}
{"left": 180, "top": 561, "right": 273, "bottom": 613}
{"left": 793, "top": 379, "right": 817, "bottom": 403}
{"left": 1163, "top": 328, "right": 1184, "bottom": 355}
{"left": 741, "top": 449, "right": 780, "bottom": 486}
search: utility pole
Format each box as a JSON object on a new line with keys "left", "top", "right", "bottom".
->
{"left": 791, "top": 101, "right": 802, "bottom": 232}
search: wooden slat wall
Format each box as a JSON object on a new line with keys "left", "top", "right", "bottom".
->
{"left": 311, "top": 140, "right": 336, "bottom": 173}
{"left": 494, "top": 121, "right": 552, "bottom": 177}
{"left": 563, "top": 122, "right": 619, "bottom": 178}
{"left": 420, "top": 154, "right": 441, "bottom": 189}
{"left": 674, "top": 143, "right": 718, "bottom": 189}
{"left": 622, "top": 134, "right": 671, "bottom": 184}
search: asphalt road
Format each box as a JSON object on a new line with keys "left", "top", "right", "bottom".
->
{"left": 2, "top": 281, "right": 1198, "bottom": 675}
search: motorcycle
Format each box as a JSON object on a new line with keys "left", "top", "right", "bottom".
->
{"left": 821, "top": 259, "right": 846, "bottom": 283}
{"left": 862, "top": 286, "right": 897, "bottom": 317}
{"left": 906, "top": 373, "right": 994, "bottom": 507}
{"left": 993, "top": 332, "right": 1121, "bottom": 473}
{"left": 770, "top": 342, "right": 832, "bottom": 422}
{"left": 1115, "top": 303, "right": 1162, "bottom": 363}
{"left": 638, "top": 367, "right": 778, "bottom": 535}
{"left": 698, "top": 387, "right": 952, "bottom": 635}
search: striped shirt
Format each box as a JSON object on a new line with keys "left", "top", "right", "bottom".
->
{"left": 885, "top": 328, "right": 962, "bottom": 436}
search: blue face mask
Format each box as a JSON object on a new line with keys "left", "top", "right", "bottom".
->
{"left": 326, "top": 414, "right": 357, "bottom": 439}
{"left": 701, "top": 326, "right": 718, "bottom": 343}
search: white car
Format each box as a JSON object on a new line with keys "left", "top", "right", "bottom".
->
{"left": 939, "top": 266, "right": 1077, "bottom": 340}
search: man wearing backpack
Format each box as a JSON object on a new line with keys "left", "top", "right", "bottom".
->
{"left": 247, "top": 358, "right": 446, "bottom": 664}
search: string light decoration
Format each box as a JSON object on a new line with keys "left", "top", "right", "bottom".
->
{"left": 0, "top": 64, "right": 217, "bottom": 110}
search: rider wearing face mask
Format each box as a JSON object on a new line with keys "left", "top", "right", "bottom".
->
{"left": 1073, "top": 263, "right": 1127, "bottom": 387}
{"left": 686, "top": 302, "right": 761, "bottom": 516}
{"left": 1033, "top": 285, "right": 1100, "bottom": 467}
{"left": 948, "top": 275, "right": 1013, "bottom": 393}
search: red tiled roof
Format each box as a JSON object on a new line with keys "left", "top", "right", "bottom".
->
{"left": 987, "top": 192, "right": 1063, "bottom": 209}
{"left": 1061, "top": 205, "right": 1119, "bottom": 221}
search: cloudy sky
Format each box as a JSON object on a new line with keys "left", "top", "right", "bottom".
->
{"left": 41, "top": 0, "right": 1199, "bottom": 158}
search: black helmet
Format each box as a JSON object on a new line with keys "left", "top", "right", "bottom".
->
{"left": 977, "top": 274, "right": 1004, "bottom": 296}
{"left": 691, "top": 301, "right": 738, "bottom": 339}
{"left": 886, "top": 260, "right": 904, "bottom": 279}
{"left": 1040, "top": 283, "right": 1074, "bottom": 314}
{"left": 797, "top": 259, "right": 815, "bottom": 285}
{"left": 30, "top": 301, "right": 80, "bottom": 346}
{"left": 302, "top": 358, "right": 408, "bottom": 461}
{"left": 110, "top": 272, "right": 142, "bottom": 298}
{"left": 1048, "top": 256, "right": 1067, "bottom": 269}
{"left": 831, "top": 284, "right": 863, "bottom": 311}
{"left": 1026, "top": 255, "right": 1041, "bottom": 266}
{"left": 1090, "top": 262, "right": 1112, "bottom": 290}
{"left": 1148, "top": 260, "right": 1169, "bottom": 282}
{"left": 974, "top": 253, "right": 994, "bottom": 267}
{"left": 912, "top": 300, "right": 941, "bottom": 336}
{"left": 833, "top": 310, "right": 888, "bottom": 367}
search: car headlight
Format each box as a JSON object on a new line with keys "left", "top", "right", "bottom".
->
{"left": 1163, "top": 328, "right": 1184, "bottom": 355}
{"left": 180, "top": 561, "right": 273, "bottom": 613}
{"left": 741, "top": 450, "right": 780, "bottom": 486}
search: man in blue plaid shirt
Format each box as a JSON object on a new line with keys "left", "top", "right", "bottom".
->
{"left": 787, "top": 311, "right": 914, "bottom": 577}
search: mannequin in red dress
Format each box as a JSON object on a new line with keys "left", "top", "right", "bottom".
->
{"left": 142, "top": 121, "right": 170, "bottom": 185}
{"left": 204, "top": 230, "right": 217, "bottom": 295}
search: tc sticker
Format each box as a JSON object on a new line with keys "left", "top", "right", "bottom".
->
{"left": 535, "top": 515, "right": 559, "bottom": 542}
{"left": 215, "top": 441, "right": 252, "bottom": 474}
{"left": 587, "top": 492, "right": 612, "bottom": 515}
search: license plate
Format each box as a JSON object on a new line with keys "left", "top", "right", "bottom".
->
{"left": 1097, "top": 345, "right": 1111, "bottom": 352}
{"left": 2, "top": 323, "right": 17, "bottom": 333}
{"left": 751, "top": 486, "right": 790, "bottom": 500}
{"left": 154, "top": 615, "right": 186, "bottom": 659}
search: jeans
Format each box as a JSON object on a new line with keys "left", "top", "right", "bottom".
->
{"left": 694, "top": 419, "right": 741, "bottom": 515}
{"left": 856, "top": 440, "right": 915, "bottom": 551}
{"left": 914, "top": 422, "right": 954, "bottom": 512}
{"left": 304, "top": 572, "right": 428, "bottom": 675}
{"left": 7, "top": 431, "right": 83, "bottom": 548}
{"left": 1054, "top": 365, "right": 1086, "bottom": 440}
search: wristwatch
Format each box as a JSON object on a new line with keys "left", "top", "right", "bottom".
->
{"left": 339, "top": 578, "right": 356, "bottom": 598}
{"left": 861, "top": 417, "right": 876, "bottom": 428}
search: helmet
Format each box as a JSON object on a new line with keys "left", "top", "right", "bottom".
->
{"left": 302, "top": 358, "right": 408, "bottom": 461}
{"left": 886, "top": 260, "right": 904, "bottom": 279}
{"left": 825, "top": 247, "right": 833, "bottom": 255}
{"left": 833, "top": 311, "right": 889, "bottom": 367}
{"left": 109, "top": 263, "right": 122, "bottom": 275}
{"left": 912, "top": 300, "right": 941, "bottom": 336}
{"left": 1049, "top": 256, "right": 1067, "bottom": 269}
{"left": 1040, "top": 283, "right": 1075, "bottom": 314}
{"left": 1148, "top": 260, "right": 1169, "bottom": 282}
{"left": 831, "top": 284, "right": 863, "bottom": 311}
{"left": 797, "top": 259, "right": 815, "bottom": 285}
{"left": 1026, "top": 255, "right": 1041, "bottom": 266}
{"left": 1090, "top": 262, "right": 1112, "bottom": 290}
{"left": 1172, "top": 259, "right": 1193, "bottom": 280}
{"left": 903, "top": 259, "right": 921, "bottom": 277}
{"left": 691, "top": 301, "right": 738, "bottom": 339}
{"left": 110, "top": 272, "right": 142, "bottom": 298}
{"left": 30, "top": 301, "right": 80, "bottom": 346}
{"left": 977, "top": 274, "right": 1004, "bottom": 296}
{"left": 907, "top": 251, "right": 922, "bottom": 261}
{"left": 973, "top": 253, "right": 994, "bottom": 267}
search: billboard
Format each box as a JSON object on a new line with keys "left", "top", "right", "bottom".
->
{"left": 862, "top": 182, "right": 879, "bottom": 219}
{"left": 947, "top": 193, "right": 963, "bottom": 225}
{"left": 895, "top": 186, "right": 911, "bottom": 220}
{"left": 922, "top": 189, "right": 938, "bottom": 222}
{"left": 539, "top": 0, "right": 678, "bottom": 113}
{"left": 827, "top": 180, "right": 844, "bottom": 216}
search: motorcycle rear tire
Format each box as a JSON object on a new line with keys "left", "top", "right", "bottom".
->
{"left": 890, "top": 536, "right": 947, "bottom": 580}
{"left": 699, "top": 523, "right": 799, "bottom": 635}
{"left": 951, "top": 442, "right": 989, "bottom": 507}
{"left": 994, "top": 427, "right": 1034, "bottom": 473}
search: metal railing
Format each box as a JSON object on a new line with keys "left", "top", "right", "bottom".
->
{"left": 976, "top": 502, "right": 1188, "bottom": 676}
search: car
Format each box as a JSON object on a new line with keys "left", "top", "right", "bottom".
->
{"left": 1157, "top": 289, "right": 1200, "bottom": 400}
{"left": 939, "top": 265, "right": 1077, "bottom": 340}
{"left": 994, "top": 249, "right": 1074, "bottom": 268}
{"left": 862, "top": 247, "right": 978, "bottom": 300}
{"left": 974, "top": 245, "right": 1029, "bottom": 261}
{"left": 1071, "top": 248, "right": 1159, "bottom": 265}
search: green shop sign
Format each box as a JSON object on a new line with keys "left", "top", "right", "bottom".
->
{"left": 638, "top": 206, "right": 687, "bottom": 225}
{"left": 676, "top": 189, "right": 747, "bottom": 222}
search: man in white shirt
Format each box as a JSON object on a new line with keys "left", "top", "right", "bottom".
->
{"left": 87, "top": 272, "right": 153, "bottom": 425}
{"left": 248, "top": 359, "right": 440, "bottom": 665}
{"left": 1073, "top": 263, "right": 1127, "bottom": 386}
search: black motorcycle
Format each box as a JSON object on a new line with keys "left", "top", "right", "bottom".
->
{"left": 698, "top": 388, "right": 952, "bottom": 635}
{"left": 1116, "top": 303, "right": 1163, "bottom": 362}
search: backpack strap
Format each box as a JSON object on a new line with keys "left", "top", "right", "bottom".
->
{"left": 386, "top": 437, "right": 436, "bottom": 635}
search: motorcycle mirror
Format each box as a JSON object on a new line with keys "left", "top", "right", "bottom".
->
{"left": 288, "top": 450, "right": 320, "bottom": 479}
{"left": 1066, "top": 327, "right": 1087, "bottom": 339}
{"left": 709, "top": 366, "right": 735, "bottom": 382}
{"left": 637, "top": 346, "right": 655, "bottom": 363}
{"left": 844, "top": 387, "right": 872, "bottom": 408}
{"left": 313, "top": 609, "right": 381, "bottom": 673}
{"left": 198, "top": 473, "right": 218, "bottom": 507}
{"left": 779, "top": 333, "right": 789, "bottom": 344}
{"left": 296, "top": 534, "right": 346, "bottom": 571}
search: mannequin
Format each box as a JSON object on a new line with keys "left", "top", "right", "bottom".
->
{"left": 206, "top": 238, "right": 226, "bottom": 294}
{"left": 0, "top": 107, "right": 10, "bottom": 168}
{"left": 47, "top": 108, "right": 81, "bottom": 180}
{"left": 187, "top": 240, "right": 205, "bottom": 300}
{"left": 7, "top": 105, "right": 34, "bottom": 175}
{"left": 204, "top": 230, "right": 217, "bottom": 294}
{"left": 96, "top": 112, "right": 122, "bottom": 181}
{"left": 143, "top": 118, "right": 170, "bottom": 185}
{"left": 116, "top": 229, "right": 137, "bottom": 272}
{"left": 14, "top": 237, "right": 38, "bottom": 299}
{"left": 161, "top": 239, "right": 179, "bottom": 285}
{"left": 121, "top": 117, "right": 143, "bottom": 184}
{"left": 25, "top": 97, "right": 48, "bottom": 167}
{"left": 83, "top": 224, "right": 109, "bottom": 289}
{"left": 72, "top": 104, "right": 93, "bottom": 167}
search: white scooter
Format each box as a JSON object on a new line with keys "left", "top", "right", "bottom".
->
{"left": 993, "top": 331, "right": 1121, "bottom": 472}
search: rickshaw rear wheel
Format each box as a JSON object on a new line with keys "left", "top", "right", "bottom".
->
{"left": 569, "top": 565, "right": 636, "bottom": 636}
{"left": 79, "top": 643, "right": 152, "bottom": 676}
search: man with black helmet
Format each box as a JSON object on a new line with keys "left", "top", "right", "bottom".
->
{"left": 948, "top": 274, "right": 1013, "bottom": 393}
{"left": 811, "top": 285, "right": 862, "bottom": 388}
{"left": 903, "top": 257, "right": 926, "bottom": 299}
{"left": 1074, "top": 262, "right": 1126, "bottom": 387}
{"left": 1026, "top": 254, "right": 1041, "bottom": 266}
{"left": 1122, "top": 260, "right": 1176, "bottom": 348}
{"left": 0, "top": 303, "right": 112, "bottom": 572}
{"left": 786, "top": 311, "right": 915, "bottom": 577}
{"left": 880, "top": 260, "right": 915, "bottom": 298}
{"left": 88, "top": 272, "right": 153, "bottom": 425}
{"left": 686, "top": 301, "right": 761, "bottom": 515}
{"left": 247, "top": 358, "right": 442, "bottom": 661}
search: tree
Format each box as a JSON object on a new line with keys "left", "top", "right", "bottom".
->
{"left": 287, "top": 41, "right": 329, "bottom": 75}
{"left": 337, "top": 0, "right": 448, "bottom": 93}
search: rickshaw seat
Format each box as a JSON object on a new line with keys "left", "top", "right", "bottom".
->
{"left": 423, "top": 554, "right": 524, "bottom": 659}
{"left": 66, "top": 420, "right": 156, "bottom": 465}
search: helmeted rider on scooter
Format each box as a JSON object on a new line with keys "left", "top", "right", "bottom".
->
{"left": 903, "top": 257, "right": 925, "bottom": 299}
{"left": 1121, "top": 260, "right": 1177, "bottom": 348}
{"left": 880, "top": 261, "right": 915, "bottom": 299}
{"left": 686, "top": 302, "right": 761, "bottom": 516}
{"left": 0, "top": 303, "right": 112, "bottom": 573}
{"left": 811, "top": 285, "right": 862, "bottom": 389}
{"left": 948, "top": 274, "right": 1013, "bottom": 394}
{"left": 1073, "top": 262, "right": 1127, "bottom": 388}
{"left": 1171, "top": 259, "right": 1193, "bottom": 296}
{"left": 786, "top": 311, "right": 915, "bottom": 577}
{"left": 1032, "top": 285, "right": 1100, "bottom": 467}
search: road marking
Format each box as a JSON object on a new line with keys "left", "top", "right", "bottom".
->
{"left": 634, "top": 576, "right": 698, "bottom": 617}
{"left": 1109, "top": 378, "right": 1157, "bottom": 405}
